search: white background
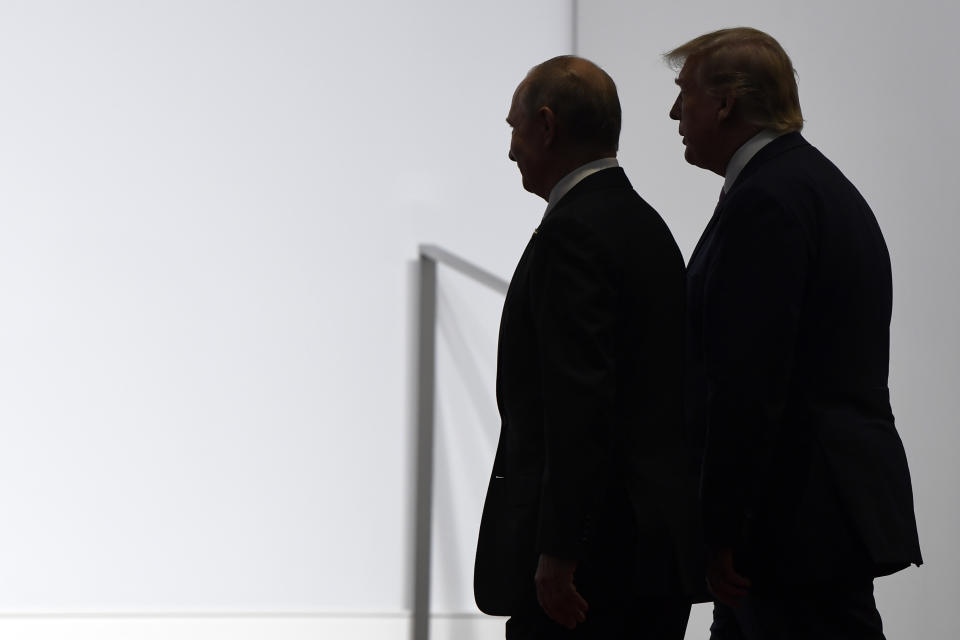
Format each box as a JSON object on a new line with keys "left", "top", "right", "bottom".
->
{"left": 0, "top": 0, "right": 957, "bottom": 638}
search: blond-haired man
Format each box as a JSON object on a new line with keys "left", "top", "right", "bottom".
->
{"left": 667, "top": 27, "right": 922, "bottom": 639}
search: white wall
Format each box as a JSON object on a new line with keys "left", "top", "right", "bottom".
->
{"left": 0, "top": 0, "right": 569, "bottom": 631}
{"left": 577, "top": 2, "right": 960, "bottom": 637}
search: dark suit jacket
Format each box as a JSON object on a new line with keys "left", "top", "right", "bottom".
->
{"left": 474, "top": 167, "right": 702, "bottom": 616}
{"left": 686, "top": 132, "right": 922, "bottom": 585}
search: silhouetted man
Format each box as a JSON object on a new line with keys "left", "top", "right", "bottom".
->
{"left": 666, "top": 27, "right": 922, "bottom": 639}
{"left": 474, "top": 55, "right": 701, "bottom": 639}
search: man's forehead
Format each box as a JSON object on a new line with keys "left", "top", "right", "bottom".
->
{"left": 675, "top": 60, "right": 703, "bottom": 89}
{"left": 512, "top": 79, "right": 529, "bottom": 102}
{"left": 507, "top": 81, "right": 527, "bottom": 118}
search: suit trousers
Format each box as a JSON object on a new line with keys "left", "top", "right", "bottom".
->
{"left": 709, "top": 579, "right": 884, "bottom": 640}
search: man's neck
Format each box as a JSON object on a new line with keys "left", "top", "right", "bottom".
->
{"left": 713, "top": 125, "right": 763, "bottom": 177}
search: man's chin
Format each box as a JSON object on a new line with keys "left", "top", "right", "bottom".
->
{"left": 520, "top": 176, "right": 538, "bottom": 197}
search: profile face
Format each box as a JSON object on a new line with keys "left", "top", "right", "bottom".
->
{"left": 506, "top": 81, "right": 545, "bottom": 198}
{"left": 669, "top": 60, "right": 723, "bottom": 173}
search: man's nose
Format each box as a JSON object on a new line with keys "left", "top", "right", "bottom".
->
{"left": 669, "top": 95, "right": 680, "bottom": 121}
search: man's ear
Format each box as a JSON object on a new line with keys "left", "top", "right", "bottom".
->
{"left": 717, "top": 90, "right": 736, "bottom": 123}
{"left": 537, "top": 106, "right": 557, "bottom": 147}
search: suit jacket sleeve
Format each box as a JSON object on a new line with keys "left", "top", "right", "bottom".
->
{"left": 530, "top": 215, "right": 618, "bottom": 559}
{"left": 701, "top": 191, "right": 809, "bottom": 548}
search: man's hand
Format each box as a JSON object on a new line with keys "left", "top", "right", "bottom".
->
{"left": 706, "top": 548, "right": 752, "bottom": 607}
{"left": 534, "top": 553, "right": 588, "bottom": 629}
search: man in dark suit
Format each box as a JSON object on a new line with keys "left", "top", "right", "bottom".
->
{"left": 666, "top": 27, "right": 923, "bottom": 639}
{"left": 474, "top": 55, "right": 700, "bottom": 639}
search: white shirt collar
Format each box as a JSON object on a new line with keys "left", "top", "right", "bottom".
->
{"left": 723, "top": 129, "right": 780, "bottom": 194}
{"left": 543, "top": 157, "right": 619, "bottom": 218}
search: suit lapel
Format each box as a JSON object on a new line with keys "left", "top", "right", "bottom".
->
{"left": 688, "top": 195, "right": 724, "bottom": 267}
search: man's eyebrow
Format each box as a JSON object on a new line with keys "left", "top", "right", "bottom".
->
{"left": 674, "top": 77, "right": 682, "bottom": 86}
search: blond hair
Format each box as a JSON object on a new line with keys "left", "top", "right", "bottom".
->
{"left": 665, "top": 27, "right": 803, "bottom": 133}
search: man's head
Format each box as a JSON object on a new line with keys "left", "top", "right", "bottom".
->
{"left": 507, "top": 55, "right": 621, "bottom": 199}
{"left": 665, "top": 27, "right": 803, "bottom": 175}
